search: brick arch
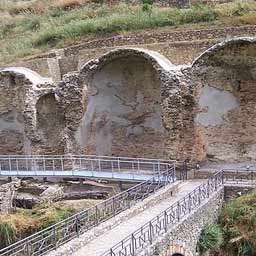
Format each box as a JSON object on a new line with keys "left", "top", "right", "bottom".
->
{"left": 191, "top": 37, "right": 256, "bottom": 162}
{"left": 162, "top": 241, "right": 193, "bottom": 256}
{"left": 76, "top": 48, "right": 176, "bottom": 157}
{"left": 80, "top": 47, "right": 174, "bottom": 79}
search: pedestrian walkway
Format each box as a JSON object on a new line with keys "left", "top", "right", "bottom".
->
{"left": 49, "top": 180, "right": 204, "bottom": 256}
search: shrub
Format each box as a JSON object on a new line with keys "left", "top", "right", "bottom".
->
{"left": 219, "top": 191, "right": 256, "bottom": 255}
{"left": 232, "top": 1, "right": 250, "bottom": 16}
{"left": 198, "top": 224, "right": 223, "bottom": 253}
{"left": 180, "top": 4, "right": 217, "bottom": 24}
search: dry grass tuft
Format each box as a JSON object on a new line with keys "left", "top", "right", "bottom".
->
{"left": 52, "top": 0, "right": 89, "bottom": 10}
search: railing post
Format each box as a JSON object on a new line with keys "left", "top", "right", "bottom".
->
{"left": 207, "top": 180, "right": 210, "bottom": 198}
{"left": 198, "top": 187, "right": 201, "bottom": 205}
{"left": 8, "top": 156, "right": 11, "bottom": 171}
{"left": 43, "top": 156, "right": 46, "bottom": 172}
{"left": 95, "top": 205, "right": 98, "bottom": 225}
{"left": 188, "top": 193, "right": 192, "bottom": 213}
{"left": 131, "top": 234, "right": 136, "bottom": 256}
{"left": 164, "top": 210, "right": 168, "bottom": 232}
{"left": 53, "top": 226, "right": 57, "bottom": 248}
{"left": 61, "top": 156, "right": 64, "bottom": 171}
{"left": 118, "top": 158, "right": 120, "bottom": 172}
{"left": 149, "top": 221, "right": 153, "bottom": 244}
{"left": 76, "top": 216, "right": 80, "bottom": 237}
{"left": 112, "top": 197, "right": 115, "bottom": 216}
{"left": 78, "top": 157, "right": 82, "bottom": 171}
{"left": 177, "top": 202, "right": 180, "bottom": 221}
{"left": 16, "top": 159, "right": 18, "bottom": 171}
{"left": 99, "top": 159, "right": 101, "bottom": 172}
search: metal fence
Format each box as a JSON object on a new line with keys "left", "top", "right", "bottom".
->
{"left": 101, "top": 171, "right": 224, "bottom": 256}
{"left": 101, "top": 168, "right": 256, "bottom": 256}
{"left": 0, "top": 155, "right": 174, "bottom": 178}
{"left": 0, "top": 165, "right": 176, "bottom": 256}
{"left": 223, "top": 168, "right": 256, "bottom": 185}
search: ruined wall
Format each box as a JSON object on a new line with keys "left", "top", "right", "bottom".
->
{"left": 192, "top": 38, "right": 256, "bottom": 163}
{"left": 0, "top": 72, "right": 27, "bottom": 154}
{"left": 4, "top": 25, "right": 255, "bottom": 82}
{"left": 75, "top": 49, "right": 173, "bottom": 157}
{"left": 1, "top": 38, "right": 256, "bottom": 165}
{"left": 0, "top": 68, "right": 65, "bottom": 155}
{"left": 35, "top": 93, "right": 65, "bottom": 154}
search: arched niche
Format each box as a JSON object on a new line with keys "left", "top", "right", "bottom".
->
{"left": 77, "top": 48, "right": 174, "bottom": 158}
{"left": 192, "top": 37, "right": 256, "bottom": 162}
{"left": 36, "top": 93, "right": 65, "bottom": 154}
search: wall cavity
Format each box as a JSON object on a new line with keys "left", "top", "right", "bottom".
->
{"left": 35, "top": 93, "right": 65, "bottom": 154}
{"left": 76, "top": 55, "right": 166, "bottom": 157}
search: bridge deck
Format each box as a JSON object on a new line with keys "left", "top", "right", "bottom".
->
{"left": 0, "top": 169, "right": 156, "bottom": 182}
{"left": 48, "top": 179, "right": 204, "bottom": 256}
{"left": 0, "top": 155, "right": 175, "bottom": 182}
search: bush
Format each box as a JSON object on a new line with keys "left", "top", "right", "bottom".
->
{"left": 180, "top": 4, "right": 217, "bottom": 24}
{"left": 232, "top": 1, "right": 250, "bottom": 16}
{"left": 218, "top": 191, "right": 256, "bottom": 255}
{"left": 198, "top": 224, "right": 223, "bottom": 253}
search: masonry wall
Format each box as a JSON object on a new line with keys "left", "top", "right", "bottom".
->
{"left": 192, "top": 40, "right": 256, "bottom": 163}
{"left": 3, "top": 25, "right": 255, "bottom": 82}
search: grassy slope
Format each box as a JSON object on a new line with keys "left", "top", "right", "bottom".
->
{"left": 0, "top": 0, "right": 256, "bottom": 64}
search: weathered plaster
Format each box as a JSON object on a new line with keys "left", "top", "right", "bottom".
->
{"left": 195, "top": 85, "right": 239, "bottom": 126}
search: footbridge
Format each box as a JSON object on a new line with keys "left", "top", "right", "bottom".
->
{"left": 0, "top": 155, "right": 175, "bottom": 182}
{"left": 0, "top": 155, "right": 256, "bottom": 256}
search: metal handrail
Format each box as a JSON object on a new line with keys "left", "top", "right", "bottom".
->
{"left": 101, "top": 171, "right": 224, "bottom": 256}
{"left": 0, "top": 155, "right": 174, "bottom": 178}
{"left": 101, "top": 169, "right": 256, "bottom": 256}
{"left": 0, "top": 167, "right": 176, "bottom": 256}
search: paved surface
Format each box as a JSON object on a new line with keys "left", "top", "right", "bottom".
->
{"left": 0, "top": 169, "right": 156, "bottom": 182}
{"left": 73, "top": 179, "right": 204, "bottom": 256}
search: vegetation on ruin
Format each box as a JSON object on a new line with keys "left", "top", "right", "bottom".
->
{"left": 0, "top": 0, "right": 256, "bottom": 63}
{"left": 198, "top": 224, "right": 223, "bottom": 253}
{"left": 0, "top": 202, "right": 75, "bottom": 249}
{"left": 199, "top": 191, "right": 256, "bottom": 256}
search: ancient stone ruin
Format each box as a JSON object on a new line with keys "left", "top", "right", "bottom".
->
{"left": 0, "top": 37, "right": 255, "bottom": 164}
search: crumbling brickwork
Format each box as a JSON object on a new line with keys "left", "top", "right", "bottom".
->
{"left": 1, "top": 38, "right": 256, "bottom": 166}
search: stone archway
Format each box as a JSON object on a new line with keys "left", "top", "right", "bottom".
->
{"left": 192, "top": 38, "right": 256, "bottom": 162}
{"left": 77, "top": 48, "right": 174, "bottom": 158}
{"left": 162, "top": 241, "right": 193, "bottom": 256}
{"left": 0, "top": 67, "right": 53, "bottom": 155}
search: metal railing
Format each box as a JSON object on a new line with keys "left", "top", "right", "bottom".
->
{"left": 101, "top": 168, "right": 256, "bottom": 256}
{"left": 0, "top": 166, "right": 176, "bottom": 256}
{"left": 223, "top": 168, "right": 256, "bottom": 185}
{"left": 101, "top": 171, "right": 224, "bottom": 256}
{"left": 0, "top": 155, "right": 175, "bottom": 179}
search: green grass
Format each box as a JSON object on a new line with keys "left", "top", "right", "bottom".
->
{"left": 0, "top": 1, "right": 256, "bottom": 63}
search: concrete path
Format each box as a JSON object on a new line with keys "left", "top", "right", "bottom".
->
{"left": 73, "top": 179, "right": 204, "bottom": 256}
